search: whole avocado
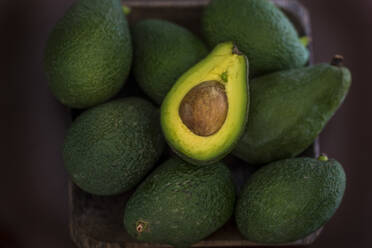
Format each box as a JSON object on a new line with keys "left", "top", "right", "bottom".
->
{"left": 124, "top": 158, "right": 235, "bottom": 247}
{"left": 44, "top": 0, "right": 132, "bottom": 108}
{"left": 233, "top": 60, "right": 351, "bottom": 164}
{"left": 133, "top": 19, "right": 208, "bottom": 104}
{"left": 235, "top": 156, "right": 346, "bottom": 243}
{"left": 63, "top": 97, "right": 165, "bottom": 195}
{"left": 202, "top": 0, "right": 309, "bottom": 76}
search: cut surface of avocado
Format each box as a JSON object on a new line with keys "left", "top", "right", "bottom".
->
{"left": 161, "top": 42, "right": 249, "bottom": 165}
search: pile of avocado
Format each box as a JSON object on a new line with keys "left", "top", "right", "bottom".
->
{"left": 44, "top": 0, "right": 351, "bottom": 246}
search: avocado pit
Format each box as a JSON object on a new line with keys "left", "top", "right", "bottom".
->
{"left": 179, "top": 80, "right": 228, "bottom": 136}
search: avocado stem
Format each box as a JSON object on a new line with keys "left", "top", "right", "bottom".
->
{"left": 318, "top": 153, "right": 329, "bottom": 162}
{"left": 331, "top": 55, "right": 344, "bottom": 67}
{"left": 299, "top": 36, "right": 311, "bottom": 47}
{"left": 136, "top": 223, "right": 144, "bottom": 233}
{"left": 122, "top": 5, "right": 131, "bottom": 15}
{"left": 232, "top": 45, "right": 243, "bottom": 55}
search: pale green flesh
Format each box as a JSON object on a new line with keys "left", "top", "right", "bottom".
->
{"left": 161, "top": 42, "right": 249, "bottom": 163}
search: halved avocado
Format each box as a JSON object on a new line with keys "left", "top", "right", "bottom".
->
{"left": 161, "top": 42, "right": 249, "bottom": 165}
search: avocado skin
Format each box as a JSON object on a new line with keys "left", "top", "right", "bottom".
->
{"left": 202, "top": 0, "right": 308, "bottom": 76}
{"left": 124, "top": 157, "right": 235, "bottom": 247}
{"left": 235, "top": 157, "right": 346, "bottom": 243}
{"left": 63, "top": 97, "right": 164, "bottom": 196}
{"left": 133, "top": 19, "right": 208, "bottom": 104}
{"left": 44, "top": 0, "right": 132, "bottom": 109}
{"left": 233, "top": 64, "right": 351, "bottom": 165}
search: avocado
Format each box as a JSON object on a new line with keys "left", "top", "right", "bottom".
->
{"left": 44, "top": 0, "right": 132, "bottom": 109}
{"left": 202, "top": 0, "right": 309, "bottom": 76}
{"left": 63, "top": 97, "right": 164, "bottom": 195}
{"left": 124, "top": 157, "right": 235, "bottom": 247}
{"left": 161, "top": 42, "right": 249, "bottom": 165}
{"left": 133, "top": 19, "right": 208, "bottom": 104}
{"left": 235, "top": 155, "right": 346, "bottom": 243}
{"left": 233, "top": 57, "right": 351, "bottom": 164}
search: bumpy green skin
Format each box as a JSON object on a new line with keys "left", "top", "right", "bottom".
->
{"left": 235, "top": 157, "right": 346, "bottom": 243}
{"left": 202, "top": 0, "right": 308, "bottom": 76}
{"left": 44, "top": 0, "right": 132, "bottom": 108}
{"left": 124, "top": 158, "right": 235, "bottom": 247}
{"left": 63, "top": 98, "right": 165, "bottom": 195}
{"left": 233, "top": 64, "right": 351, "bottom": 164}
{"left": 133, "top": 19, "right": 208, "bottom": 104}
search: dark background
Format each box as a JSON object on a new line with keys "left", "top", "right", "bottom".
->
{"left": 1, "top": 0, "right": 371, "bottom": 247}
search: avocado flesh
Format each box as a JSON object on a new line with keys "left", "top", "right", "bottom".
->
{"left": 202, "top": 0, "right": 309, "bottom": 76}
{"left": 233, "top": 63, "right": 351, "bottom": 165}
{"left": 44, "top": 0, "right": 132, "bottom": 109}
{"left": 124, "top": 157, "right": 235, "bottom": 247}
{"left": 161, "top": 42, "right": 249, "bottom": 165}
{"left": 235, "top": 156, "right": 346, "bottom": 243}
{"left": 133, "top": 19, "right": 208, "bottom": 104}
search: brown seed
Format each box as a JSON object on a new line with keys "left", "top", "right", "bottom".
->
{"left": 179, "top": 81, "right": 228, "bottom": 136}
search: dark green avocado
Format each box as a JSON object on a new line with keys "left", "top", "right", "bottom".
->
{"left": 44, "top": 0, "right": 132, "bottom": 108}
{"left": 63, "top": 97, "right": 164, "bottom": 195}
{"left": 233, "top": 59, "right": 351, "bottom": 164}
{"left": 132, "top": 19, "right": 208, "bottom": 104}
{"left": 235, "top": 155, "right": 346, "bottom": 243}
{"left": 202, "top": 0, "right": 309, "bottom": 76}
{"left": 124, "top": 157, "right": 235, "bottom": 247}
